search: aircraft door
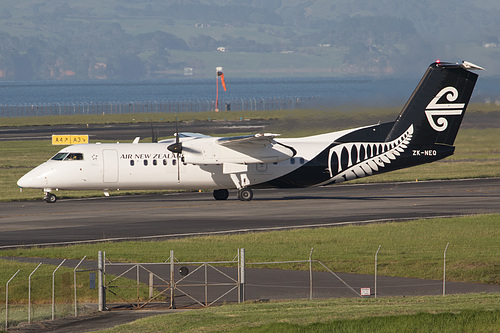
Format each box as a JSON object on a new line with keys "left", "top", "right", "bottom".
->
{"left": 103, "top": 149, "right": 119, "bottom": 183}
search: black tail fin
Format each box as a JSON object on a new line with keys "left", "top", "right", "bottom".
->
{"left": 385, "top": 61, "right": 483, "bottom": 146}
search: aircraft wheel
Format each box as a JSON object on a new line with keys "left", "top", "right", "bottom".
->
{"left": 213, "top": 189, "right": 229, "bottom": 200}
{"left": 45, "top": 193, "right": 57, "bottom": 203}
{"left": 238, "top": 188, "right": 253, "bottom": 201}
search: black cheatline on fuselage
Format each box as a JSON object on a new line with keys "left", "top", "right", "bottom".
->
{"left": 258, "top": 61, "right": 480, "bottom": 188}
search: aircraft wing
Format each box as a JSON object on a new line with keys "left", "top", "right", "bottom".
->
{"left": 216, "top": 133, "right": 296, "bottom": 164}
{"left": 182, "top": 133, "right": 296, "bottom": 165}
{"left": 217, "top": 133, "right": 280, "bottom": 147}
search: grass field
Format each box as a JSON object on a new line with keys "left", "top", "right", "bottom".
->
{"left": 1, "top": 102, "right": 499, "bottom": 128}
{"left": 98, "top": 294, "right": 500, "bottom": 332}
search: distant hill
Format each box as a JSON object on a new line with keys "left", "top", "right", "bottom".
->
{"left": 0, "top": 0, "right": 499, "bottom": 80}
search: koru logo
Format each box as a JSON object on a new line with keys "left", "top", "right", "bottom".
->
{"left": 425, "top": 87, "right": 465, "bottom": 132}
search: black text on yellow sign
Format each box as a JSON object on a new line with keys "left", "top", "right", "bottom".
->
{"left": 52, "top": 135, "right": 89, "bottom": 145}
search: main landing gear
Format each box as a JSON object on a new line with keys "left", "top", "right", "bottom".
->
{"left": 212, "top": 188, "right": 254, "bottom": 201}
{"left": 237, "top": 188, "right": 253, "bottom": 201}
{"left": 44, "top": 192, "right": 57, "bottom": 203}
{"left": 213, "top": 189, "right": 229, "bottom": 200}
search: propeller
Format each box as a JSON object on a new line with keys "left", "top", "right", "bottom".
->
{"left": 167, "top": 116, "right": 182, "bottom": 183}
{"left": 150, "top": 120, "right": 158, "bottom": 143}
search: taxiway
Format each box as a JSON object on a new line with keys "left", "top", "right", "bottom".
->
{"left": 1, "top": 178, "right": 499, "bottom": 248}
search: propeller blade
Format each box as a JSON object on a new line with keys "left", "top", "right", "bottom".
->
{"left": 175, "top": 116, "right": 179, "bottom": 144}
{"left": 177, "top": 152, "right": 181, "bottom": 183}
{"left": 173, "top": 116, "right": 181, "bottom": 183}
{"left": 150, "top": 120, "right": 158, "bottom": 143}
{"left": 167, "top": 116, "right": 182, "bottom": 152}
{"left": 168, "top": 117, "right": 182, "bottom": 153}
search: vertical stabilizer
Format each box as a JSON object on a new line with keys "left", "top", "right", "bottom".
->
{"left": 385, "top": 61, "right": 482, "bottom": 146}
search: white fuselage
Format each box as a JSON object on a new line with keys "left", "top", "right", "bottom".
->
{"left": 17, "top": 129, "right": 356, "bottom": 193}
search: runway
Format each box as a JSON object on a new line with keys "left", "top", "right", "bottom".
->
{"left": 1, "top": 178, "right": 499, "bottom": 248}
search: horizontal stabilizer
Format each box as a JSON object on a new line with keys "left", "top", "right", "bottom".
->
{"left": 461, "top": 61, "right": 485, "bottom": 71}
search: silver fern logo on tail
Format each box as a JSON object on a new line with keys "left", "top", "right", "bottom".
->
{"left": 425, "top": 87, "right": 465, "bottom": 132}
{"left": 327, "top": 125, "right": 414, "bottom": 183}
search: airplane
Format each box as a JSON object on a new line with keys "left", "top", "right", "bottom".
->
{"left": 18, "top": 60, "right": 483, "bottom": 203}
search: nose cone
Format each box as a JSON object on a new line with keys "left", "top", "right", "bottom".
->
{"left": 17, "top": 163, "right": 54, "bottom": 189}
{"left": 17, "top": 169, "right": 44, "bottom": 189}
{"left": 17, "top": 173, "right": 29, "bottom": 188}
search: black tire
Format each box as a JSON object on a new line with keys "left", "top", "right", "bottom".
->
{"left": 238, "top": 188, "right": 253, "bottom": 201}
{"left": 213, "top": 189, "right": 229, "bottom": 200}
{"left": 45, "top": 193, "right": 57, "bottom": 203}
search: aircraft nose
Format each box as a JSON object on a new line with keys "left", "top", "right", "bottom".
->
{"left": 17, "top": 174, "right": 28, "bottom": 188}
{"left": 17, "top": 164, "right": 52, "bottom": 189}
{"left": 17, "top": 172, "right": 41, "bottom": 188}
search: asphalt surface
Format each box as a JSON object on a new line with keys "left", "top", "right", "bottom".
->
{"left": 1, "top": 178, "right": 499, "bottom": 248}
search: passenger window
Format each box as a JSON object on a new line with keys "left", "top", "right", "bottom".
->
{"left": 144, "top": 160, "right": 148, "bottom": 166}
{"left": 65, "top": 153, "right": 83, "bottom": 160}
{"left": 290, "top": 158, "right": 295, "bottom": 165}
{"left": 130, "top": 160, "right": 135, "bottom": 166}
{"left": 163, "top": 159, "right": 167, "bottom": 166}
{"left": 153, "top": 159, "right": 157, "bottom": 166}
{"left": 172, "top": 159, "right": 177, "bottom": 166}
{"left": 299, "top": 157, "right": 305, "bottom": 164}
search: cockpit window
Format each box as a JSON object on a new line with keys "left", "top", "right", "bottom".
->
{"left": 51, "top": 153, "right": 68, "bottom": 160}
{"left": 64, "top": 153, "right": 84, "bottom": 160}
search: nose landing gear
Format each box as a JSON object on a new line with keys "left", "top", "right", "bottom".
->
{"left": 44, "top": 192, "right": 57, "bottom": 203}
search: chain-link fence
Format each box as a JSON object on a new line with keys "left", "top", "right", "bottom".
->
{"left": 3, "top": 245, "right": 499, "bottom": 330}
{"left": 0, "top": 96, "right": 319, "bottom": 118}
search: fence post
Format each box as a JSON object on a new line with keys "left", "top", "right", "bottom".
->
{"left": 74, "top": 256, "right": 87, "bottom": 316}
{"left": 5, "top": 270, "right": 20, "bottom": 329}
{"left": 170, "top": 250, "right": 175, "bottom": 309}
{"left": 239, "top": 248, "right": 245, "bottom": 302}
{"left": 309, "top": 247, "right": 314, "bottom": 300}
{"left": 443, "top": 242, "right": 449, "bottom": 296}
{"left": 98, "top": 251, "right": 106, "bottom": 311}
{"left": 28, "top": 263, "right": 43, "bottom": 324}
{"left": 237, "top": 249, "right": 241, "bottom": 303}
{"left": 149, "top": 272, "right": 154, "bottom": 299}
{"left": 52, "top": 259, "right": 66, "bottom": 320}
{"left": 136, "top": 265, "right": 140, "bottom": 308}
{"left": 375, "top": 245, "right": 381, "bottom": 298}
